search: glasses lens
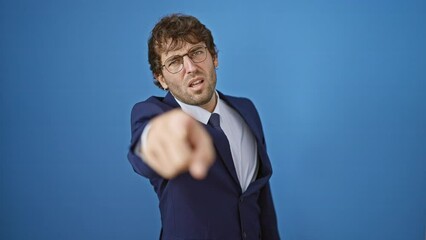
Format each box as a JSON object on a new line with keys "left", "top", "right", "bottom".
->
{"left": 189, "top": 47, "right": 207, "bottom": 63}
{"left": 164, "top": 58, "right": 183, "bottom": 74}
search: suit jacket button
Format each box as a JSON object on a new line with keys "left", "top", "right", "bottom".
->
{"left": 243, "top": 232, "right": 247, "bottom": 238}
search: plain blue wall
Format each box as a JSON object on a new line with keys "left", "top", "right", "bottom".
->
{"left": 1, "top": 0, "right": 425, "bottom": 239}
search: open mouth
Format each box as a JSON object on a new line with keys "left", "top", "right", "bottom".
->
{"left": 189, "top": 79, "right": 204, "bottom": 88}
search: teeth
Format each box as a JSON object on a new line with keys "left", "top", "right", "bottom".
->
{"left": 190, "top": 80, "right": 202, "bottom": 87}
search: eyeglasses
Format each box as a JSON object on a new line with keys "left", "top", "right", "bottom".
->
{"left": 161, "top": 46, "right": 208, "bottom": 74}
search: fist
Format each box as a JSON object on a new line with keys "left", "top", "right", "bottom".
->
{"left": 140, "top": 109, "right": 215, "bottom": 180}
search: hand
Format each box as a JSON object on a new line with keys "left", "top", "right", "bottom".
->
{"left": 140, "top": 109, "right": 215, "bottom": 180}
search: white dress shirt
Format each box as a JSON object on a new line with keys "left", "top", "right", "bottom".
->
{"left": 141, "top": 92, "right": 258, "bottom": 192}
{"left": 176, "top": 93, "right": 258, "bottom": 192}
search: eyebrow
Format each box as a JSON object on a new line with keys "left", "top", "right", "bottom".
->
{"left": 164, "top": 44, "right": 205, "bottom": 59}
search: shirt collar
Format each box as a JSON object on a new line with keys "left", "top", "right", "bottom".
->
{"left": 174, "top": 91, "right": 222, "bottom": 125}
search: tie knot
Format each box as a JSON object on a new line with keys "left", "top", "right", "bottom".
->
{"left": 209, "top": 113, "right": 221, "bottom": 129}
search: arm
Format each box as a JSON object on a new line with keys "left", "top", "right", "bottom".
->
{"left": 259, "top": 182, "right": 280, "bottom": 239}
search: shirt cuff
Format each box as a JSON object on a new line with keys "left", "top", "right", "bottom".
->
{"left": 135, "top": 122, "right": 152, "bottom": 158}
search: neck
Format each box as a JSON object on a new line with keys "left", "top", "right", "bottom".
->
{"left": 199, "top": 93, "right": 217, "bottom": 113}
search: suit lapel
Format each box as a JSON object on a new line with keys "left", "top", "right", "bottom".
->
{"left": 218, "top": 92, "right": 263, "bottom": 147}
{"left": 163, "top": 92, "right": 180, "bottom": 108}
{"left": 218, "top": 92, "right": 273, "bottom": 189}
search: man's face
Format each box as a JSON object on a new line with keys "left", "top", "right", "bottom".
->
{"left": 156, "top": 41, "right": 218, "bottom": 112}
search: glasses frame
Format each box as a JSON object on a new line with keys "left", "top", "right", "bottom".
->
{"left": 161, "top": 46, "right": 208, "bottom": 74}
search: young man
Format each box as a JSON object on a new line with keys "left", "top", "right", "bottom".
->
{"left": 128, "top": 14, "right": 280, "bottom": 240}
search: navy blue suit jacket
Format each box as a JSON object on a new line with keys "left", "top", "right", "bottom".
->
{"left": 128, "top": 91, "right": 280, "bottom": 240}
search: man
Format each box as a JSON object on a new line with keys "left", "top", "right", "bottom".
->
{"left": 128, "top": 14, "right": 280, "bottom": 239}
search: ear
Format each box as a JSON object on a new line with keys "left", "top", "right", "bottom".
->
{"left": 213, "top": 56, "right": 219, "bottom": 68}
{"left": 155, "top": 74, "right": 169, "bottom": 90}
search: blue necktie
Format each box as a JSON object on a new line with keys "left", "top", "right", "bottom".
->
{"left": 208, "top": 113, "right": 240, "bottom": 186}
{"left": 208, "top": 113, "right": 222, "bottom": 131}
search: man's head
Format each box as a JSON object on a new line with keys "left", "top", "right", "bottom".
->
{"left": 148, "top": 14, "right": 219, "bottom": 111}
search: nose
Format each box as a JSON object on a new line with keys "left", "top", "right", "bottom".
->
{"left": 182, "top": 55, "right": 197, "bottom": 73}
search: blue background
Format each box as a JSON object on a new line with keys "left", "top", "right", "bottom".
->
{"left": 1, "top": 0, "right": 425, "bottom": 239}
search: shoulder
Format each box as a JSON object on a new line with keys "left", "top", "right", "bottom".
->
{"left": 131, "top": 96, "right": 165, "bottom": 113}
{"left": 130, "top": 95, "right": 177, "bottom": 124}
{"left": 218, "top": 91, "right": 256, "bottom": 109}
{"left": 219, "top": 91, "right": 259, "bottom": 117}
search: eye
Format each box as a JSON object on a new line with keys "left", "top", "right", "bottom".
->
{"left": 190, "top": 48, "right": 205, "bottom": 57}
{"left": 166, "top": 57, "right": 182, "bottom": 68}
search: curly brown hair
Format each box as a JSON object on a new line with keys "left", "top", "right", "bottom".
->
{"left": 148, "top": 14, "right": 218, "bottom": 89}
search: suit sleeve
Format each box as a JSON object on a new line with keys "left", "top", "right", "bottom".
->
{"left": 127, "top": 101, "right": 165, "bottom": 180}
{"left": 259, "top": 182, "right": 280, "bottom": 239}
